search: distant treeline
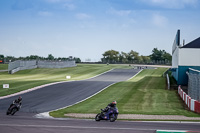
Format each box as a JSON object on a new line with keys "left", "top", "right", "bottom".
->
{"left": 0, "top": 54, "right": 81, "bottom": 63}
{"left": 101, "top": 48, "right": 172, "bottom": 64}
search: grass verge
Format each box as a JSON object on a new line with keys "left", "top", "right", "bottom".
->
{"left": 50, "top": 68, "right": 200, "bottom": 118}
{"left": 0, "top": 64, "right": 8, "bottom": 70}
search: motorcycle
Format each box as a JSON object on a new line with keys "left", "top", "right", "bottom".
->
{"left": 95, "top": 107, "right": 119, "bottom": 122}
{"left": 6, "top": 103, "right": 21, "bottom": 115}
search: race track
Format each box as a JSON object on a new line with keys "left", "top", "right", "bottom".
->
{"left": 0, "top": 69, "right": 140, "bottom": 113}
{"left": 0, "top": 113, "right": 200, "bottom": 133}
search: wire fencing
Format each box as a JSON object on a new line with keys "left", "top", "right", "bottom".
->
{"left": 187, "top": 68, "right": 200, "bottom": 101}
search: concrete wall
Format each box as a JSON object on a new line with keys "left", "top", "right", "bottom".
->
{"left": 8, "top": 60, "right": 76, "bottom": 74}
{"left": 179, "top": 48, "right": 200, "bottom": 66}
{"left": 172, "top": 46, "right": 179, "bottom": 68}
{"left": 8, "top": 60, "right": 37, "bottom": 74}
{"left": 38, "top": 60, "right": 76, "bottom": 68}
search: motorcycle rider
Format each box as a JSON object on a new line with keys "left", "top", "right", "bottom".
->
{"left": 102, "top": 101, "right": 117, "bottom": 113}
{"left": 9, "top": 96, "right": 22, "bottom": 110}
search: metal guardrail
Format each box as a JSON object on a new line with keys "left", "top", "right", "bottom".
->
{"left": 166, "top": 74, "right": 170, "bottom": 90}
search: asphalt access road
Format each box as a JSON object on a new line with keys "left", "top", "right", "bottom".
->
{"left": 0, "top": 113, "right": 200, "bottom": 133}
{"left": 0, "top": 69, "right": 140, "bottom": 113}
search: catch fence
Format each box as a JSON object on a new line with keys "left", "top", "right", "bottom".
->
{"left": 187, "top": 68, "right": 200, "bottom": 101}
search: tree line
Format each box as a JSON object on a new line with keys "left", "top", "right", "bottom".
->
{"left": 101, "top": 48, "right": 172, "bottom": 64}
{"left": 0, "top": 54, "right": 81, "bottom": 63}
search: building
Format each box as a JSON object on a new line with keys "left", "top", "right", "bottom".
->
{"left": 172, "top": 30, "right": 200, "bottom": 85}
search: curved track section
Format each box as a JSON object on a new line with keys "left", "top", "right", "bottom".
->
{"left": 0, "top": 69, "right": 140, "bottom": 113}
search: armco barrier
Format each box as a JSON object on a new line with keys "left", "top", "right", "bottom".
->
{"left": 178, "top": 86, "right": 200, "bottom": 113}
{"left": 195, "top": 101, "right": 200, "bottom": 113}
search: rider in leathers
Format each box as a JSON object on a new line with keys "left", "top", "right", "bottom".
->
{"left": 102, "top": 101, "right": 117, "bottom": 113}
{"left": 9, "top": 96, "right": 22, "bottom": 110}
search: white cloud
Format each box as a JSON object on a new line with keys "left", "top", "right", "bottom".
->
{"left": 38, "top": 11, "right": 52, "bottom": 16}
{"left": 64, "top": 3, "right": 76, "bottom": 10}
{"left": 75, "top": 13, "right": 91, "bottom": 19}
{"left": 143, "top": 0, "right": 198, "bottom": 9}
{"left": 120, "top": 18, "right": 136, "bottom": 29}
{"left": 107, "top": 7, "right": 131, "bottom": 16}
{"left": 152, "top": 14, "right": 168, "bottom": 27}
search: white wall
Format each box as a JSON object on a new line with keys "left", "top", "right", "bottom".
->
{"left": 172, "top": 46, "right": 179, "bottom": 68}
{"left": 179, "top": 48, "right": 200, "bottom": 66}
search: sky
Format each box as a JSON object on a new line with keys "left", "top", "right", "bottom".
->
{"left": 0, "top": 0, "right": 200, "bottom": 62}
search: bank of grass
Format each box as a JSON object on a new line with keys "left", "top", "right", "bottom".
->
{"left": 0, "top": 64, "right": 8, "bottom": 70}
{"left": 0, "top": 64, "right": 130, "bottom": 96}
{"left": 50, "top": 68, "right": 200, "bottom": 117}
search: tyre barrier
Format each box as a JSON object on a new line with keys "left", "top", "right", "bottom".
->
{"left": 178, "top": 85, "right": 200, "bottom": 113}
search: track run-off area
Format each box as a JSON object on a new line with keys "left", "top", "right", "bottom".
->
{"left": 0, "top": 68, "right": 200, "bottom": 133}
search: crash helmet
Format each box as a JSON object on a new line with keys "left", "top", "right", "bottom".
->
{"left": 18, "top": 96, "right": 22, "bottom": 101}
{"left": 112, "top": 101, "right": 117, "bottom": 105}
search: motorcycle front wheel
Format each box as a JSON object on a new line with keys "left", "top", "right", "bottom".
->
{"left": 110, "top": 114, "right": 117, "bottom": 122}
{"left": 11, "top": 108, "right": 17, "bottom": 115}
{"left": 6, "top": 110, "right": 10, "bottom": 115}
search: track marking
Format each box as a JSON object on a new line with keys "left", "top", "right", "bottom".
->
{"left": 0, "top": 123, "right": 156, "bottom": 131}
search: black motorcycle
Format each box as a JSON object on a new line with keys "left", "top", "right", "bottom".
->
{"left": 6, "top": 103, "right": 21, "bottom": 115}
{"left": 95, "top": 107, "right": 119, "bottom": 122}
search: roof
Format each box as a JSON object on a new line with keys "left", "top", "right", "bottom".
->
{"left": 181, "top": 37, "right": 200, "bottom": 48}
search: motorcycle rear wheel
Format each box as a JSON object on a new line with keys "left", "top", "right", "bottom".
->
{"left": 95, "top": 113, "right": 101, "bottom": 121}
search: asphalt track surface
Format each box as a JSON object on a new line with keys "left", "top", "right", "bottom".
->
{"left": 0, "top": 69, "right": 200, "bottom": 133}
{"left": 0, "top": 113, "right": 200, "bottom": 133}
{"left": 0, "top": 69, "right": 140, "bottom": 113}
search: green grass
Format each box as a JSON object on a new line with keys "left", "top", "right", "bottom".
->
{"left": 50, "top": 68, "right": 200, "bottom": 117}
{"left": 0, "top": 64, "right": 8, "bottom": 70}
{"left": 0, "top": 64, "right": 131, "bottom": 96}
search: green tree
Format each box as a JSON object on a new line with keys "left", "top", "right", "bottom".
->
{"left": 5, "top": 56, "right": 15, "bottom": 62}
{"left": 150, "top": 48, "right": 172, "bottom": 64}
{"left": 163, "top": 52, "right": 172, "bottom": 61}
{"left": 0, "top": 54, "right": 4, "bottom": 59}
{"left": 150, "top": 48, "right": 162, "bottom": 61}
{"left": 102, "top": 50, "right": 119, "bottom": 63}
{"left": 127, "top": 50, "right": 139, "bottom": 63}
{"left": 120, "top": 52, "right": 129, "bottom": 63}
{"left": 141, "top": 56, "right": 151, "bottom": 64}
{"left": 47, "top": 54, "right": 54, "bottom": 60}
{"left": 74, "top": 57, "right": 81, "bottom": 63}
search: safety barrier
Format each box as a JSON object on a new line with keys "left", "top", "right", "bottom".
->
{"left": 8, "top": 60, "right": 76, "bottom": 74}
{"left": 178, "top": 85, "right": 200, "bottom": 113}
{"left": 187, "top": 68, "right": 200, "bottom": 101}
